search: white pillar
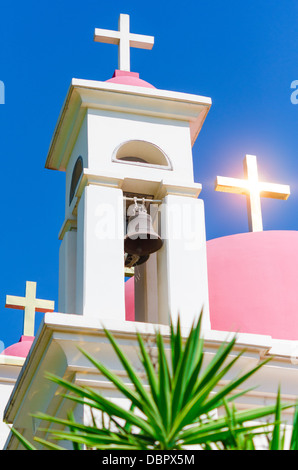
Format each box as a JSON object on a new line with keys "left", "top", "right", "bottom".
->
{"left": 157, "top": 195, "right": 210, "bottom": 330}
{"left": 76, "top": 184, "right": 125, "bottom": 320}
{"left": 58, "top": 230, "right": 77, "bottom": 314}
{"left": 134, "top": 253, "right": 159, "bottom": 324}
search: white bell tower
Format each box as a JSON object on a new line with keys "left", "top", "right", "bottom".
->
{"left": 45, "top": 14, "right": 212, "bottom": 330}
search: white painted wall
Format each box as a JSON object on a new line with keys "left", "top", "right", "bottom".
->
{"left": 157, "top": 195, "right": 210, "bottom": 329}
{"left": 76, "top": 185, "right": 125, "bottom": 319}
{"left": 58, "top": 230, "right": 77, "bottom": 314}
{"left": 58, "top": 85, "right": 210, "bottom": 329}
{"left": 0, "top": 383, "right": 14, "bottom": 448}
{"left": 87, "top": 109, "right": 195, "bottom": 184}
{"left": 0, "top": 360, "right": 23, "bottom": 450}
{"left": 65, "top": 114, "right": 88, "bottom": 219}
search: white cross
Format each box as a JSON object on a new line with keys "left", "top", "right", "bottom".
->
{"left": 94, "top": 14, "right": 154, "bottom": 72}
{"left": 215, "top": 154, "right": 290, "bottom": 232}
{"left": 5, "top": 281, "right": 55, "bottom": 337}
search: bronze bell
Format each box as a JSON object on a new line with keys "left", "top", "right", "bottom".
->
{"left": 124, "top": 253, "right": 149, "bottom": 268}
{"left": 124, "top": 200, "right": 163, "bottom": 257}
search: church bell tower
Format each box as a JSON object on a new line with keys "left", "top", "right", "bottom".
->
{"left": 45, "top": 14, "right": 212, "bottom": 330}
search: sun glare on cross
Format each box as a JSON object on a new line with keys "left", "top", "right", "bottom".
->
{"left": 215, "top": 154, "right": 290, "bottom": 232}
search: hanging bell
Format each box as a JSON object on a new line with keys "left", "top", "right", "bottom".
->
{"left": 124, "top": 200, "right": 163, "bottom": 257}
{"left": 124, "top": 252, "right": 149, "bottom": 268}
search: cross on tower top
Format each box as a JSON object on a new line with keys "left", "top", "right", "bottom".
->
{"left": 5, "top": 281, "right": 55, "bottom": 337}
{"left": 215, "top": 154, "right": 291, "bottom": 232}
{"left": 94, "top": 14, "right": 154, "bottom": 72}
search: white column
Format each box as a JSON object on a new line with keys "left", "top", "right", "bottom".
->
{"left": 76, "top": 184, "right": 125, "bottom": 320}
{"left": 134, "top": 253, "right": 159, "bottom": 324}
{"left": 157, "top": 195, "right": 210, "bottom": 331}
{"left": 58, "top": 230, "right": 77, "bottom": 314}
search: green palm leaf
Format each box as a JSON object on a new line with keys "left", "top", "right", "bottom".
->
{"left": 44, "top": 372, "right": 158, "bottom": 438}
{"left": 10, "top": 427, "right": 37, "bottom": 450}
{"left": 10, "top": 313, "right": 295, "bottom": 450}
{"left": 156, "top": 331, "right": 171, "bottom": 438}
{"left": 136, "top": 332, "right": 159, "bottom": 403}
{"left": 171, "top": 317, "right": 203, "bottom": 416}
{"left": 290, "top": 403, "right": 298, "bottom": 450}
{"left": 103, "top": 328, "right": 157, "bottom": 411}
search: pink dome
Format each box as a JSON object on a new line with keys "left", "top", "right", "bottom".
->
{"left": 106, "top": 70, "right": 156, "bottom": 89}
{"left": 124, "top": 231, "right": 298, "bottom": 341}
{"left": 208, "top": 231, "right": 298, "bottom": 340}
{"left": 1, "top": 335, "right": 34, "bottom": 358}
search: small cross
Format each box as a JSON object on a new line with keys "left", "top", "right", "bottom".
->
{"left": 94, "top": 14, "right": 154, "bottom": 72}
{"left": 5, "top": 281, "right": 55, "bottom": 337}
{"left": 215, "top": 154, "right": 290, "bottom": 232}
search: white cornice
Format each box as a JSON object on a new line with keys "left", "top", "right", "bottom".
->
{"left": 0, "top": 356, "right": 24, "bottom": 368}
{"left": 2, "top": 312, "right": 273, "bottom": 424}
{"left": 58, "top": 170, "right": 203, "bottom": 240}
{"left": 4, "top": 311, "right": 298, "bottom": 449}
{"left": 45, "top": 78, "right": 212, "bottom": 171}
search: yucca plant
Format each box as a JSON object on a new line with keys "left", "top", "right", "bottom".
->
{"left": 10, "top": 314, "right": 292, "bottom": 450}
{"left": 218, "top": 390, "right": 298, "bottom": 450}
{"left": 267, "top": 390, "right": 298, "bottom": 450}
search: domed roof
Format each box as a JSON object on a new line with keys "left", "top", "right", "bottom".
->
{"left": 1, "top": 335, "right": 34, "bottom": 358}
{"left": 106, "top": 70, "right": 156, "bottom": 89}
{"left": 125, "top": 231, "right": 298, "bottom": 341}
{"left": 207, "top": 230, "right": 298, "bottom": 341}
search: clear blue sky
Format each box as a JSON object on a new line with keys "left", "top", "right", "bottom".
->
{"left": 0, "top": 0, "right": 297, "bottom": 349}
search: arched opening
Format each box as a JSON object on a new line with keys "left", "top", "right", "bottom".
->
{"left": 69, "top": 156, "right": 83, "bottom": 205}
{"left": 112, "top": 140, "right": 172, "bottom": 170}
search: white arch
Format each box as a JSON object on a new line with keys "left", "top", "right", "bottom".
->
{"left": 112, "top": 140, "right": 172, "bottom": 170}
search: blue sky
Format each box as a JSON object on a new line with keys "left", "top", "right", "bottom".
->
{"left": 0, "top": 0, "right": 297, "bottom": 348}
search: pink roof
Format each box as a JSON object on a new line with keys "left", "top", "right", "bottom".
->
{"left": 207, "top": 231, "right": 298, "bottom": 340}
{"left": 106, "top": 70, "right": 156, "bottom": 89}
{"left": 1, "top": 335, "right": 34, "bottom": 358}
{"left": 125, "top": 231, "right": 298, "bottom": 341}
{"left": 4, "top": 230, "right": 298, "bottom": 358}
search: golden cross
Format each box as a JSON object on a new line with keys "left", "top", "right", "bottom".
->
{"left": 94, "top": 14, "right": 154, "bottom": 72}
{"left": 5, "top": 281, "right": 55, "bottom": 337}
{"left": 215, "top": 154, "right": 290, "bottom": 232}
